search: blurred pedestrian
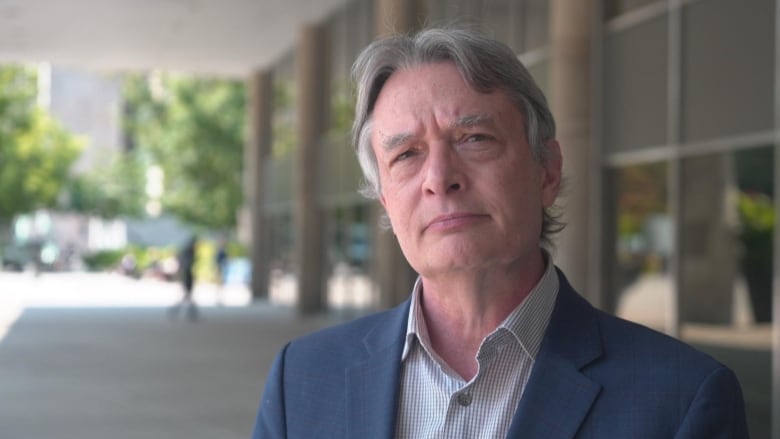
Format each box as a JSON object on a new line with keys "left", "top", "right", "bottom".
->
{"left": 168, "top": 236, "right": 199, "bottom": 321}
{"left": 215, "top": 238, "right": 228, "bottom": 305}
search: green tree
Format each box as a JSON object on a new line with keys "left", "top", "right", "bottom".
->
{"left": 0, "top": 65, "right": 83, "bottom": 225}
{"left": 123, "top": 73, "right": 246, "bottom": 229}
{"left": 64, "top": 148, "right": 147, "bottom": 218}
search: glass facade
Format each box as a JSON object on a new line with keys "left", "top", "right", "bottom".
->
{"left": 681, "top": 0, "right": 774, "bottom": 142}
{"left": 423, "top": 0, "right": 549, "bottom": 52}
{"left": 321, "top": 0, "right": 375, "bottom": 311}
{"left": 260, "top": 0, "right": 775, "bottom": 435}
{"left": 610, "top": 162, "right": 673, "bottom": 331}
{"left": 602, "top": 1, "right": 774, "bottom": 436}
{"left": 264, "top": 51, "right": 297, "bottom": 303}
{"left": 603, "top": 15, "right": 668, "bottom": 152}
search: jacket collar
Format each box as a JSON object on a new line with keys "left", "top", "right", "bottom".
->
{"left": 343, "top": 268, "right": 604, "bottom": 439}
{"left": 506, "top": 268, "right": 603, "bottom": 439}
{"left": 345, "top": 299, "right": 410, "bottom": 439}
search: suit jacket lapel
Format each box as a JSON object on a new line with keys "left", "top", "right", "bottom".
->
{"left": 346, "top": 300, "right": 410, "bottom": 439}
{"left": 506, "top": 270, "right": 603, "bottom": 439}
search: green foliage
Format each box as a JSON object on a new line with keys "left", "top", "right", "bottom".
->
{"left": 271, "top": 79, "right": 296, "bottom": 158}
{"left": 123, "top": 73, "right": 246, "bottom": 229}
{"left": 81, "top": 249, "right": 125, "bottom": 271}
{"left": 616, "top": 163, "right": 668, "bottom": 237}
{"left": 0, "top": 65, "right": 84, "bottom": 223}
{"left": 327, "top": 79, "right": 356, "bottom": 143}
{"left": 737, "top": 192, "right": 774, "bottom": 257}
{"left": 64, "top": 148, "right": 147, "bottom": 218}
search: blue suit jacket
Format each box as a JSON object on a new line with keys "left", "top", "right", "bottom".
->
{"left": 253, "top": 270, "right": 749, "bottom": 438}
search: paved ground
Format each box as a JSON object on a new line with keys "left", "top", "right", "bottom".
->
{"left": 0, "top": 271, "right": 772, "bottom": 438}
{"left": 0, "top": 272, "right": 348, "bottom": 439}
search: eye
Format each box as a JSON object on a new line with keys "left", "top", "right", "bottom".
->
{"left": 391, "top": 149, "right": 416, "bottom": 164}
{"left": 462, "top": 133, "right": 492, "bottom": 143}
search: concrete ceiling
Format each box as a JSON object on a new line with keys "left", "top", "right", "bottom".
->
{"left": 0, "top": 0, "right": 350, "bottom": 77}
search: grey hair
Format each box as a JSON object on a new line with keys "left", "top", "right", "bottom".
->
{"left": 351, "top": 27, "right": 564, "bottom": 247}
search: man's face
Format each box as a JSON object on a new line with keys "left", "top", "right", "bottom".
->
{"left": 371, "top": 61, "right": 561, "bottom": 279}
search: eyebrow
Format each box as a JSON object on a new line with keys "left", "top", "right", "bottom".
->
{"left": 380, "top": 113, "right": 496, "bottom": 151}
{"left": 454, "top": 113, "right": 495, "bottom": 129}
{"left": 381, "top": 132, "right": 414, "bottom": 151}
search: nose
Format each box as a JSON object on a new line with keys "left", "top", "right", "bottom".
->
{"left": 422, "top": 145, "right": 464, "bottom": 196}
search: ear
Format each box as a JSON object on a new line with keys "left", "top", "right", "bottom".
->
{"left": 379, "top": 194, "right": 387, "bottom": 209}
{"left": 540, "top": 139, "right": 563, "bottom": 208}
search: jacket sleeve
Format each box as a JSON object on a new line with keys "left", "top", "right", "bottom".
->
{"left": 674, "top": 366, "right": 750, "bottom": 439}
{"left": 252, "top": 343, "right": 290, "bottom": 439}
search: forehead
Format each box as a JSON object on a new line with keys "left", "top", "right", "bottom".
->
{"left": 375, "top": 62, "right": 477, "bottom": 108}
{"left": 370, "top": 62, "right": 521, "bottom": 138}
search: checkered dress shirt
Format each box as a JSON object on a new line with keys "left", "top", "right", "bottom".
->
{"left": 395, "top": 259, "right": 559, "bottom": 438}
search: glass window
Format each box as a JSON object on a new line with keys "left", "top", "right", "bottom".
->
{"left": 604, "top": 0, "right": 663, "bottom": 20}
{"left": 267, "top": 212, "right": 296, "bottom": 305}
{"left": 325, "top": 204, "right": 374, "bottom": 310}
{"left": 481, "top": 0, "right": 513, "bottom": 47}
{"left": 526, "top": 60, "right": 549, "bottom": 98}
{"left": 681, "top": 0, "right": 774, "bottom": 142}
{"left": 679, "top": 147, "right": 772, "bottom": 438}
{"left": 264, "top": 52, "right": 296, "bottom": 206}
{"left": 441, "top": 0, "right": 481, "bottom": 21}
{"left": 609, "top": 162, "right": 673, "bottom": 332}
{"left": 523, "top": 0, "right": 549, "bottom": 51}
{"left": 329, "top": 6, "right": 350, "bottom": 82}
{"left": 603, "top": 15, "right": 668, "bottom": 152}
{"left": 323, "top": 0, "right": 369, "bottom": 203}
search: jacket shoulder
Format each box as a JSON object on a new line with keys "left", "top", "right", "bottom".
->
{"left": 284, "top": 300, "right": 409, "bottom": 366}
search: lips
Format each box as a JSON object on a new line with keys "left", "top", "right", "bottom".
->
{"left": 425, "top": 212, "right": 488, "bottom": 231}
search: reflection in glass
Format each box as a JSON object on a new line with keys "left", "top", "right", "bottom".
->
{"left": 678, "top": 147, "right": 772, "bottom": 438}
{"left": 603, "top": 15, "right": 667, "bottom": 153}
{"left": 604, "top": 0, "right": 661, "bottom": 20}
{"left": 325, "top": 204, "right": 374, "bottom": 310}
{"left": 611, "top": 162, "right": 672, "bottom": 331}
{"left": 267, "top": 212, "right": 295, "bottom": 305}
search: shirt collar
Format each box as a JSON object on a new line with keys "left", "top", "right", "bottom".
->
{"left": 401, "top": 250, "right": 559, "bottom": 362}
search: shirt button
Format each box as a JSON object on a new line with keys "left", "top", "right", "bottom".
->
{"left": 456, "top": 392, "right": 473, "bottom": 407}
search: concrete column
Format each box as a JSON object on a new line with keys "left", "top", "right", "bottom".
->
{"left": 295, "top": 23, "right": 329, "bottom": 313}
{"left": 372, "top": 0, "right": 422, "bottom": 308}
{"left": 549, "top": 1, "right": 594, "bottom": 296}
{"left": 245, "top": 70, "right": 273, "bottom": 300}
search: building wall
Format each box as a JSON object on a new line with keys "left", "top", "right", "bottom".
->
{"left": 252, "top": 0, "right": 773, "bottom": 434}
{"left": 42, "top": 65, "right": 123, "bottom": 174}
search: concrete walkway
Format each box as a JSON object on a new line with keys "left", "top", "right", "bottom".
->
{"left": 0, "top": 271, "right": 772, "bottom": 438}
{"left": 0, "top": 272, "right": 346, "bottom": 439}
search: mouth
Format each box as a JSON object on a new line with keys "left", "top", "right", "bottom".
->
{"left": 425, "top": 212, "right": 489, "bottom": 232}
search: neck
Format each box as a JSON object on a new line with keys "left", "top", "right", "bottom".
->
{"left": 419, "top": 250, "right": 546, "bottom": 380}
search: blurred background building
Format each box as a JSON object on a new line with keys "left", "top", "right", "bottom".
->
{"left": 0, "top": 0, "right": 776, "bottom": 437}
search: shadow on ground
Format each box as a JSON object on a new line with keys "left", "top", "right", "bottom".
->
{"left": 0, "top": 305, "right": 336, "bottom": 439}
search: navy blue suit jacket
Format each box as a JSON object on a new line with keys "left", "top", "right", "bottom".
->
{"left": 253, "top": 269, "right": 749, "bottom": 438}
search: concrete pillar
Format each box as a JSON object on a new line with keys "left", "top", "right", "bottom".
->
{"left": 372, "top": 0, "right": 422, "bottom": 308}
{"left": 245, "top": 70, "right": 273, "bottom": 300}
{"left": 549, "top": 1, "right": 594, "bottom": 296}
{"left": 295, "top": 23, "right": 329, "bottom": 313}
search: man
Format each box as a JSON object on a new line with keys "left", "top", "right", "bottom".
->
{"left": 253, "top": 27, "right": 748, "bottom": 438}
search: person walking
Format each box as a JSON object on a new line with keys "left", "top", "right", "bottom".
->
{"left": 168, "top": 236, "right": 199, "bottom": 321}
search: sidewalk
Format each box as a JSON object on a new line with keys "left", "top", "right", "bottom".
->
{"left": 0, "top": 272, "right": 341, "bottom": 439}
{"left": 0, "top": 271, "right": 771, "bottom": 438}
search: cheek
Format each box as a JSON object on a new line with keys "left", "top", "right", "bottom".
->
{"left": 380, "top": 192, "right": 408, "bottom": 227}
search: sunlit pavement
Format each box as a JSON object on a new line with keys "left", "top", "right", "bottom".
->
{"left": 0, "top": 271, "right": 341, "bottom": 439}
